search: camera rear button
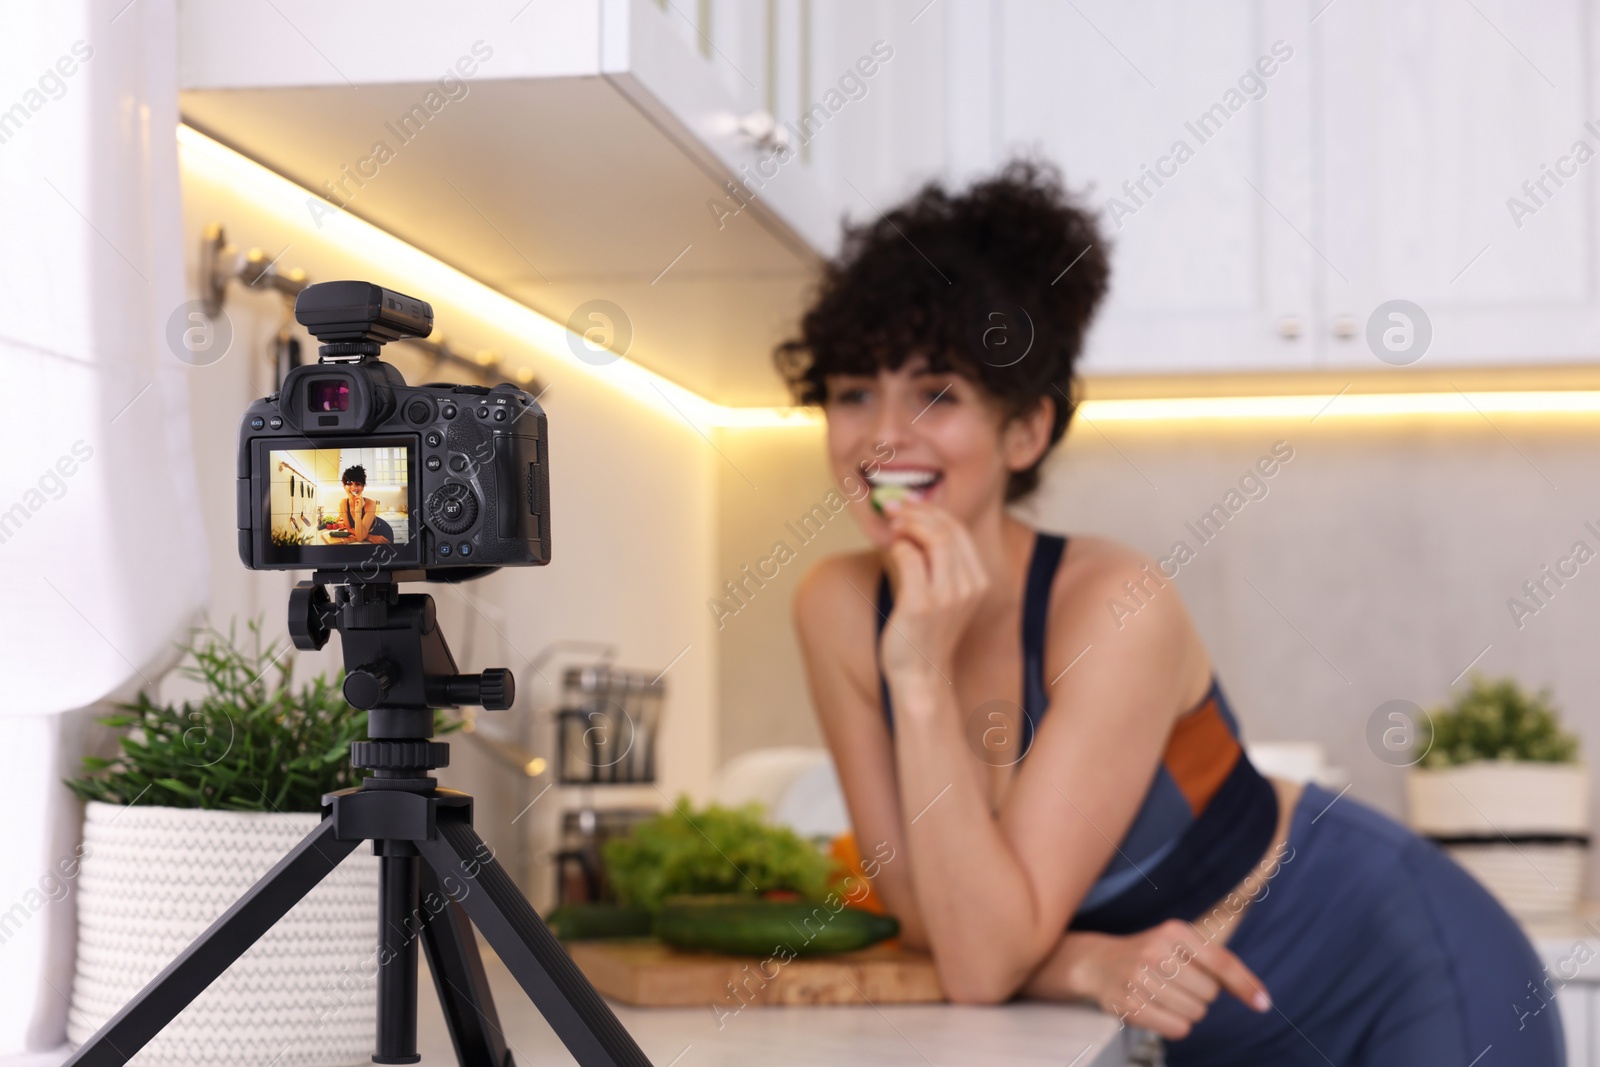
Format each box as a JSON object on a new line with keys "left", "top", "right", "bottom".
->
{"left": 269, "top": 416, "right": 283, "bottom": 429}
{"left": 448, "top": 455, "right": 468, "bottom": 473}
{"left": 458, "top": 542, "right": 472, "bottom": 558}
{"left": 250, "top": 416, "right": 265, "bottom": 430}
{"left": 426, "top": 430, "right": 443, "bottom": 447}
{"left": 442, "top": 404, "right": 457, "bottom": 419}
{"left": 425, "top": 456, "right": 442, "bottom": 471}
{"left": 438, "top": 543, "right": 452, "bottom": 557}
{"left": 476, "top": 407, "right": 489, "bottom": 419}
{"left": 493, "top": 409, "right": 507, "bottom": 422}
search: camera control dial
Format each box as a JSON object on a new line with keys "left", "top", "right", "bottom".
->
{"left": 428, "top": 481, "right": 478, "bottom": 535}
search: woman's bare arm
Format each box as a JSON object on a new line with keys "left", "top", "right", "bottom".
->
{"left": 794, "top": 554, "right": 932, "bottom": 948}
{"left": 871, "top": 517, "right": 1207, "bottom": 1004}
{"left": 350, "top": 498, "right": 377, "bottom": 540}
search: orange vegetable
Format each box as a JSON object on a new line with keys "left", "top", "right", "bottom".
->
{"left": 827, "top": 829, "right": 889, "bottom": 917}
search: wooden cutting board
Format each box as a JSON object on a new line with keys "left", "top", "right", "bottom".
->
{"left": 564, "top": 938, "right": 945, "bottom": 1007}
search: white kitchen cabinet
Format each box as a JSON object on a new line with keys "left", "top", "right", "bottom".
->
{"left": 1316, "top": 0, "right": 1600, "bottom": 368}
{"left": 987, "top": 0, "right": 1317, "bottom": 375}
{"left": 615, "top": 0, "right": 948, "bottom": 257}
{"left": 967, "top": 0, "right": 1600, "bottom": 375}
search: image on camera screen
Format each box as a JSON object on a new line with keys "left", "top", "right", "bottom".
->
{"left": 269, "top": 446, "right": 411, "bottom": 548}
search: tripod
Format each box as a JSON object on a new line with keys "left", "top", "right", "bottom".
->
{"left": 65, "top": 571, "right": 654, "bottom": 1067}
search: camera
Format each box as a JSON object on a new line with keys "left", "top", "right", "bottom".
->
{"left": 236, "top": 280, "right": 550, "bottom": 575}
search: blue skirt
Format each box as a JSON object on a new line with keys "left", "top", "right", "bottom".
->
{"left": 1166, "top": 782, "right": 1566, "bottom": 1066}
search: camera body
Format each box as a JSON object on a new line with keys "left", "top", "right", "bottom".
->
{"left": 236, "top": 281, "right": 550, "bottom": 575}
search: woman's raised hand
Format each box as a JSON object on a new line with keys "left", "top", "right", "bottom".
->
{"left": 878, "top": 500, "right": 990, "bottom": 689}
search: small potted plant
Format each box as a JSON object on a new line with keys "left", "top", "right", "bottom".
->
{"left": 1406, "top": 675, "right": 1588, "bottom": 915}
{"left": 65, "top": 621, "right": 380, "bottom": 1067}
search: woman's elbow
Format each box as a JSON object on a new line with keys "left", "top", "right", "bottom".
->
{"left": 939, "top": 964, "right": 1024, "bottom": 1005}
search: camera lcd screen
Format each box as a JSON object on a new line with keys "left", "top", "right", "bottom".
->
{"left": 259, "top": 440, "right": 418, "bottom": 568}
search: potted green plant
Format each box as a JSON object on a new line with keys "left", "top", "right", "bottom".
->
{"left": 64, "top": 621, "right": 380, "bottom": 1067}
{"left": 1406, "top": 675, "right": 1587, "bottom": 915}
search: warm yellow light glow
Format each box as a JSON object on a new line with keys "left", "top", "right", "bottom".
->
{"left": 1079, "top": 390, "right": 1600, "bottom": 422}
{"left": 180, "top": 125, "right": 1600, "bottom": 429}
{"left": 523, "top": 756, "right": 547, "bottom": 777}
{"left": 176, "top": 124, "right": 820, "bottom": 430}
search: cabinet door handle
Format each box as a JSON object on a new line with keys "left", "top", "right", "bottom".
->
{"left": 1278, "top": 316, "right": 1304, "bottom": 340}
{"left": 737, "top": 110, "right": 790, "bottom": 151}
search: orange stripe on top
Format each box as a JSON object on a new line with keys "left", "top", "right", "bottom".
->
{"left": 1162, "top": 695, "right": 1243, "bottom": 815}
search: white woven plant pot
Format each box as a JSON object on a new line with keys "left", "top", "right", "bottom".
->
{"left": 1406, "top": 762, "right": 1589, "bottom": 835}
{"left": 1407, "top": 762, "right": 1591, "bottom": 916}
{"left": 68, "top": 802, "right": 380, "bottom": 1067}
{"left": 1441, "top": 842, "right": 1587, "bottom": 916}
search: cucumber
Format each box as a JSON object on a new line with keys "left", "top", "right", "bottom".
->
{"left": 653, "top": 899, "right": 899, "bottom": 956}
{"left": 544, "top": 902, "right": 654, "bottom": 940}
{"left": 869, "top": 484, "right": 912, "bottom": 515}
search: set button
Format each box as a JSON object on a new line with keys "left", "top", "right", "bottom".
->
{"left": 427, "top": 481, "right": 478, "bottom": 535}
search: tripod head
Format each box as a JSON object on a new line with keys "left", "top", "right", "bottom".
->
{"left": 289, "top": 569, "right": 514, "bottom": 787}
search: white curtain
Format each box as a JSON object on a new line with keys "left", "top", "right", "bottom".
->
{"left": 0, "top": 0, "right": 204, "bottom": 1051}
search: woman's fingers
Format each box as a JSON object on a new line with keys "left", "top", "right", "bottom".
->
{"left": 887, "top": 506, "right": 956, "bottom": 594}
{"left": 1190, "top": 938, "right": 1271, "bottom": 1012}
{"left": 1165, "top": 958, "right": 1221, "bottom": 1007}
{"left": 1135, "top": 978, "right": 1211, "bottom": 1025}
{"left": 886, "top": 539, "right": 929, "bottom": 604}
{"left": 1116, "top": 997, "right": 1199, "bottom": 1041}
{"left": 888, "top": 504, "right": 982, "bottom": 600}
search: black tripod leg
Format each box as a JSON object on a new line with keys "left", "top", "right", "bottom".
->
{"left": 418, "top": 862, "right": 513, "bottom": 1067}
{"left": 416, "top": 817, "right": 654, "bottom": 1067}
{"left": 65, "top": 817, "right": 361, "bottom": 1067}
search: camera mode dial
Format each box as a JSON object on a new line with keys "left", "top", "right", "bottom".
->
{"left": 428, "top": 481, "right": 478, "bottom": 535}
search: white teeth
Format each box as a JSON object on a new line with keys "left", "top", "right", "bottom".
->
{"left": 867, "top": 468, "right": 940, "bottom": 488}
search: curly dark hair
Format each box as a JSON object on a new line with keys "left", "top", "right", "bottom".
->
{"left": 774, "top": 160, "right": 1110, "bottom": 501}
{"left": 340, "top": 465, "right": 367, "bottom": 486}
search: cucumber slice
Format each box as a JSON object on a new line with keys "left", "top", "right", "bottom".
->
{"left": 869, "top": 484, "right": 912, "bottom": 515}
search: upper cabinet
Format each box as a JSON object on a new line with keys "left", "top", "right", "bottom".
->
{"left": 179, "top": 0, "right": 944, "bottom": 407}
{"left": 179, "top": 0, "right": 1600, "bottom": 395}
{"left": 980, "top": 0, "right": 1316, "bottom": 375}
{"left": 981, "top": 0, "right": 1600, "bottom": 376}
{"left": 1316, "top": 0, "right": 1600, "bottom": 368}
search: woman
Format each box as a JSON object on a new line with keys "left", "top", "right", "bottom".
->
{"left": 336, "top": 464, "right": 394, "bottom": 545}
{"left": 778, "top": 163, "right": 1564, "bottom": 1065}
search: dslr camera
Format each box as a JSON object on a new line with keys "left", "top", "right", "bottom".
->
{"left": 237, "top": 280, "right": 550, "bottom": 576}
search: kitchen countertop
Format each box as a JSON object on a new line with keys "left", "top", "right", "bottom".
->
{"left": 414, "top": 950, "right": 1140, "bottom": 1066}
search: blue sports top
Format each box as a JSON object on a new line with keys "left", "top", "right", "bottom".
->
{"left": 874, "top": 530, "right": 1279, "bottom": 935}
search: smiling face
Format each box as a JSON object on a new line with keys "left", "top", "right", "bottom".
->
{"left": 824, "top": 355, "right": 1053, "bottom": 548}
{"left": 343, "top": 480, "right": 365, "bottom": 500}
